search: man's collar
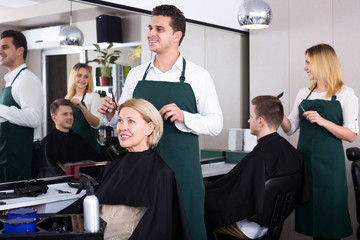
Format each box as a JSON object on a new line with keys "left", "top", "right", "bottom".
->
{"left": 5, "top": 63, "right": 27, "bottom": 82}
{"left": 150, "top": 53, "right": 183, "bottom": 72}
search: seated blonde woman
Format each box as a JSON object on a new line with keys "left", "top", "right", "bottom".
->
{"left": 96, "top": 99, "right": 191, "bottom": 240}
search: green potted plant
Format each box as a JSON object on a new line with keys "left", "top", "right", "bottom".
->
{"left": 87, "top": 42, "right": 121, "bottom": 86}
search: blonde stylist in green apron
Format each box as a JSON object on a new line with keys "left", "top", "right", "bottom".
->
{"left": 282, "top": 44, "right": 358, "bottom": 240}
{"left": 66, "top": 63, "right": 102, "bottom": 154}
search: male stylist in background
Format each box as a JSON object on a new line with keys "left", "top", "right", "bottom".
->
{"left": 99, "top": 5, "right": 223, "bottom": 239}
{"left": 0, "top": 30, "right": 44, "bottom": 182}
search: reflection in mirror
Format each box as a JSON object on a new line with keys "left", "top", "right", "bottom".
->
{"left": 85, "top": 43, "right": 142, "bottom": 101}
{"left": 0, "top": 0, "right": 248, "bottom": 183}
{"left": 43, "top": 49, "right": 81, "bottom": 134}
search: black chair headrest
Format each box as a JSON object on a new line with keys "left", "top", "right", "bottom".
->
{"left": 346, "top": 147, "right": 360, "bottom": 161}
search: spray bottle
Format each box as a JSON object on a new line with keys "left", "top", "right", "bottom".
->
{"left": 77, "top": 173, "right": 100, "bottom": 233}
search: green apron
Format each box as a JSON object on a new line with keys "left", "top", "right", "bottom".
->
{"left": 295, "top": 85, "right": 352, "bottom": 238}
{"left": 71, "top": 92, "right": 101, "bottom": 154}
{"left": 133, "top": 58, "right": 207, "bottom": 239}
{"left": 0, "top": 67, "right": 34, "bottom": 182}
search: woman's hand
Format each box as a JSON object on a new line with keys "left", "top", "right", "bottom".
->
{"left": 303, "top": 111, "right": 326, "bottom": 126}
{"left": 71, "top": 97, "right": 100, "bottom": 128}
{"left": 71, "top": 98, "right": 84, "bottom": 109}
{"left": 303, "top": 110, "right": 357, "bottom": 142}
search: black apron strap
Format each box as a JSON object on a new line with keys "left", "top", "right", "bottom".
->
{"left": 10, "top": 67, "right": 27, "bottom": 86}
{"left": 305, "top": 83, "right": 317, "bottom": 100}
{"left": 180, "top": 58, "right": 186, "bottom": 82}
{"left": 141, "top": 58, "right": 187, "bottom": 82}
{"left": 81, "top": 91, "right": 86, "bottom": 102}
{"left": 142, "top": 63, "right": 151, "bottom": 81}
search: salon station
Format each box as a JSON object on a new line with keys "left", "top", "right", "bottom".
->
{"left": 0, "top": 0, "right": 360, "bottom": 240}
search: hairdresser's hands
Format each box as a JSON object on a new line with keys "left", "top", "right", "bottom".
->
{"left": 98, "top": 96, "right": 118, "bottom": 120}
{"left": 303, "top": 111, "right": 326, "bottom": 127}
{"left": 159, "top": 103, "right": 184, "bottom": 123}
{"left": 71, "top": 98, "right": 84, "bottom": 110}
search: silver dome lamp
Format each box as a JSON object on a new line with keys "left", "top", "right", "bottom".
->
{"left": 237, "top": 0, "right": 272, "bottom": 29}
{"left": 58, "top": 0, "right": 84, "bottom": 47}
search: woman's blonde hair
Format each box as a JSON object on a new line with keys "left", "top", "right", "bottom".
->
{"left": 306, "top": 43, "right": 344, "bottom": 98}
{"left": 67, "top": 63, "right": 94, "bottom": 100}
{"left": 118, "top": 99, "right": 163, "bottom": 149}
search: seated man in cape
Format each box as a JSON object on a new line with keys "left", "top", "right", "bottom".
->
{"left": 205, "top": 95, "right": 309, "bottom": 239}
{"left": 39, "top": 98, "right": 105, "bottom": 177}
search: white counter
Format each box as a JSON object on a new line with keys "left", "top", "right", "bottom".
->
{"left": 0, "top": 182, "right": 85, "bottom": 213}
{"left": 0, "top": 163, "right": 235, "bottom": 213}
{"left": 201, "top": 162, "right": 236, "bottom": 178}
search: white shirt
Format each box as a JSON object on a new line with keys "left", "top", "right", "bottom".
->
{"left": 287, "top": 85, "right": 359, "bottom": 135}
{"left": 236, "top": 219, "right": 268, "bottom": 239}
{"left": 0, "top": 64, "right": 44, "bottom": 141}
{"left": 109, "top": 54, "right": 223, "bottom": 136}
{"left": 66, "top": 92, "right": 102, "bottom": 129}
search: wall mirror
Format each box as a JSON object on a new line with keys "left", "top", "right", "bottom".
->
{"left": 0, "top": 0, "right": 249, "bottom": 182}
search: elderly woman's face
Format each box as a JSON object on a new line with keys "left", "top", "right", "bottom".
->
{"left": 117, "top": 107, "right": 154, "bottom": 152}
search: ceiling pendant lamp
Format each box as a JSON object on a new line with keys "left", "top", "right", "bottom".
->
{"left": 58, "top": 0, "right": 84, "bottom": 47}
{"left": 237, "top": 0, "right": 272, "bottom": 29}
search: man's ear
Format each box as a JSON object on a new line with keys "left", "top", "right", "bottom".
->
{"left": 16, "top": 46, "right": 24, "bottom": 58}
{"left": 258, "top": 117, "right": 265, "bottom": 127}
{"left": 51, "top": 113, "right": 57, "bottom": 123}
{"left": 173, "top": 31, "right": 182, "bottom": 44}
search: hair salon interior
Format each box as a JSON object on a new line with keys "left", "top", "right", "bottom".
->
{"left": 0, "top": 0, "right": 360, "bottom": 239}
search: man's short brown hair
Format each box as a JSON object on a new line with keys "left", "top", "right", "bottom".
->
{"left": 50, "top": 99, "right": 73, "bottom": 115}
{"left": 251, "top": 95, "right": 284, "bottom": 129}
{"left": 152, "top": 4, "right": 186, "bottom": 45}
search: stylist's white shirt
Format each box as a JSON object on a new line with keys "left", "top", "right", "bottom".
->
{"left": 107, "top": 54, "right": 223, "bottom": 136}
{"left": 236, "top": 219, "right": 268, "bottom": 239}
{"left": 0, "top": 64, "right": 44, "bottom": 141}
{"left": 287, "top": 85, "right": 359, "bottom": 135}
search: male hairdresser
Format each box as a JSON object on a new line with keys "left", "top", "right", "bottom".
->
{"left": 99, "top": 5, "right": 223, "bottom": 239}
{"left": 0, "top": 30, "right": 44, "bottom": 182}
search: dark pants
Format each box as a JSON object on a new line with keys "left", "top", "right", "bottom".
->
{"left": 31, "top": 140, "right": 43, "bottom": 178}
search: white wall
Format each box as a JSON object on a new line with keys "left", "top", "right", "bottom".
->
{"left": 102, "top": 0, "right": 246, "bottom": 30}
{"left": 250, "top": 0, "right": 360, "bottom": 239}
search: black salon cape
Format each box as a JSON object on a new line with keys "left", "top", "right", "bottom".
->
{"left": 96, "top": 149, "right": 191, "bottom": 240}
{"left": 40, "top": 128, "right": 105, "bottom": 176}
{"left": 205, "top": 132, "right": 309, "bottom": 230}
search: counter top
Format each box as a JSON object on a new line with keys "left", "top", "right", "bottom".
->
{"left": 0, "top": 182, "right": 85, "bottom": 213}
{"left": 201, "top": 162, "right": 236, "bottom": 178}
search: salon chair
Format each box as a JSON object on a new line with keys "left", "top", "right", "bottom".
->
{"left": 346, "top": 147, "right": 360, "bottom": 240}
{"left": 103, "top": 136, "right": 125, "bottom": 161}
{"left": 213, "top": 172, "right": 303, "bottom": 240}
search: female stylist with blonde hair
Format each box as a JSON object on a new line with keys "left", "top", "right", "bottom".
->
{"left": 281, "top": 43, "right": 358, "bottom": 240}
{"left": 66, "top": 63, "right": 102, "bottom": 154}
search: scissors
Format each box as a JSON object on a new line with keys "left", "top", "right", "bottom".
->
{"left": 106, "top": 88, "right": 118, "bottom": 113}
{"left": 299, "top": 102, "right": 309, "bottom": 119}
{"left": 299, "top": 102, "right": 306, "bottom": 113}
